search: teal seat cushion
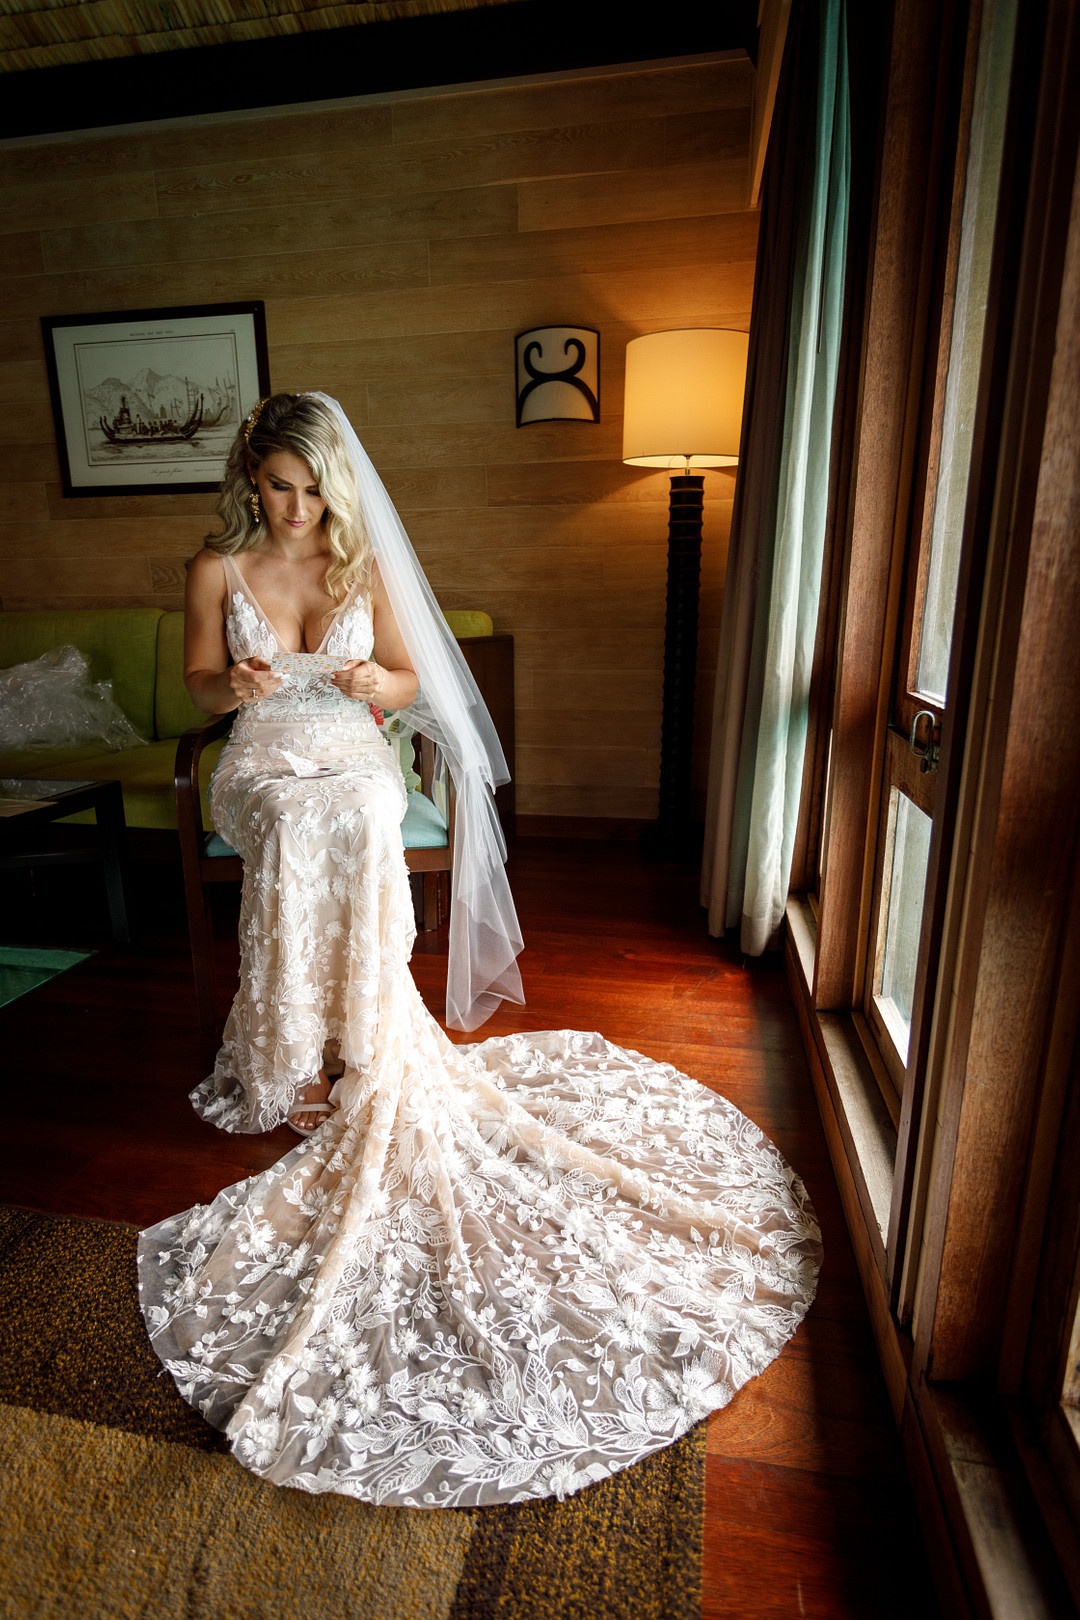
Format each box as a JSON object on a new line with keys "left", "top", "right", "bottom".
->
{"left": 204, "top": 789, "right": 448, "bottom": 857}
{"left": 402, "top": 790, "right": 448, "bottom": 849}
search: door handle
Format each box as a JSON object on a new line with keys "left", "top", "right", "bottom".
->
{"left": 909, "top": 710, "right": 940, "bottom": 773}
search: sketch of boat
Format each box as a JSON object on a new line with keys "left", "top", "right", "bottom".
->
{"left": 98, "top": 393, "right": 204, "bottom": 445}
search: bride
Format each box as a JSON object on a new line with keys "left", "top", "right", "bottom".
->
{"left": 138, "top": 391, "right": 821, "bottom": 1509}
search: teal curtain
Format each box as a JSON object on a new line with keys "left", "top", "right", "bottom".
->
{"left": 702, "top": 0, "right": 850, "bottom": 952}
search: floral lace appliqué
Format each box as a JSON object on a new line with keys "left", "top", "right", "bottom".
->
{"left": 138, "top": 587, "right": 822, "bottom": 1511}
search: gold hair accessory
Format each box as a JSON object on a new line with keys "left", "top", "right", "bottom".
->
{"left": 244, "top": 397, "right": 268, "bottom": 524}
{"left": 243, "top": 397, "right": 269, "bottom": 445}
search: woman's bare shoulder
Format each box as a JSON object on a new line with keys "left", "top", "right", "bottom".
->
{"left": 188, "top": 546, "right": 225, "bottom": 579}
{"left": 186, "top": 547, "right": 229, "bottom": 604}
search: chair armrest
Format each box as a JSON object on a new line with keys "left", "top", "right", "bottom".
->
{"left": 175, "top": 712, "right": 232, "bottom": 865}
{"left": 417, "top": 732, "right": 437, "bottom": 798}
{"left": 411, "top": 732, "right": 455, "bottom": 858}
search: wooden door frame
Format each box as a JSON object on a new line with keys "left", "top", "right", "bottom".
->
{"left": 786, "top": 0, "right": 1080, "bottom": 1608}
{"left": 813, "top": 0, "right": 966, "bottom": 1018}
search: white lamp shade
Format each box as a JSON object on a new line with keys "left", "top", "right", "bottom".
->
{"left": 622, "top": 327, "right": 749, "bottom": 468}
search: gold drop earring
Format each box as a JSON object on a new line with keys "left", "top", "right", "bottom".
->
{"left": 249, "top": 480, "right": 261, "bottom": 523}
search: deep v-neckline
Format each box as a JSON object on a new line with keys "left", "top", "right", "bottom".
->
{"left": 224, "top": 554, "right": 354, "bottom": 655}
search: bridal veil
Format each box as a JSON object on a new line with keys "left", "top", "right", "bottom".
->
{"left": 309, "top": 393, "right": 525, "bottom": 1031}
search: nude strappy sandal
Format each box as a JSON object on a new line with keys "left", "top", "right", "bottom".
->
{"left": 287, "top": 1100, "right": 335, "bottom": 1137}
{"left": 286, "top": 1065, "right": 339, "bottom": 1138}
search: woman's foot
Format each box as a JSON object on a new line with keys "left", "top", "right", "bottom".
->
{"left": 288, "top": 1068, "right": 335, "bottom": 1134}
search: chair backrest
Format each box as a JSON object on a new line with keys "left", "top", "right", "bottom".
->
{"left": 0, "top": 608, "right": 163, "bottom": 740}
{"left": 443, "top": 610, "right": 492, "bottom": 639}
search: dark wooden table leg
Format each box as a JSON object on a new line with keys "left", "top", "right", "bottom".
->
{"left": 95, "top": 780, "right": 130, "bottom": 944}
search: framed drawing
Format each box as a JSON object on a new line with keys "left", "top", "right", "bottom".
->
{"left": 41, "top": 301, "right": 271, "bottom": 498}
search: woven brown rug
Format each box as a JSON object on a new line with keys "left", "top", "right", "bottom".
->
{"left": 0, "top": 1205, "right": 704, "bottom": 1620}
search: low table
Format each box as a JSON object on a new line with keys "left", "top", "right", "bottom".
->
{"left": 0, "top": 776, "right": 129, "bottom": 944}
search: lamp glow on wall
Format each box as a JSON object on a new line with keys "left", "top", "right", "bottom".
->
{"left": 622, "top": 327, "right": 749, "bottom": 852}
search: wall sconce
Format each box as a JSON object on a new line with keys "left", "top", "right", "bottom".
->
{"left": 622, "top": 327, "right": 749, "bottom": 855}
{"left": 516, "top": 326, "right": 599, "bottom": 426}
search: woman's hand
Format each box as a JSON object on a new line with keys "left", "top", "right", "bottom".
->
{"left": 228, "top": 657, "right": 281, "bottom": 706}
{"left": 331, "top": 659, "right": 385, "bottom": 703}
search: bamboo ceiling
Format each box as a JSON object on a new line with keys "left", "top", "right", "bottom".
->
{"left": 0, "top": 0, "right": 528, "bottom": 73}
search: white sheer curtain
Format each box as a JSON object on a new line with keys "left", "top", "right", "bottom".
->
{"left": 702, "top": 0, "right": 850, "bottom": 952}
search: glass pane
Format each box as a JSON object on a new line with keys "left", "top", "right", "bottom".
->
{"left": 1063, "top": 1284, "right": 1080, "bottom": 1412}
{"left": 819, "top": 728, "right": 835, "bottom": 888}
{"left": 876, "top": 790, "right": 933, "bottom": 1063}
{"left": 916, "top": 0, "right": 1019, "bottom": 702}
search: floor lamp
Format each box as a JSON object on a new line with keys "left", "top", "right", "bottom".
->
{"left": 622, "top": 328, "right": 748, "bottom": 858}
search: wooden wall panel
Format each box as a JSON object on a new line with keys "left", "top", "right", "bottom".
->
{"left": 0, "top": 403, "right": 56, "bottom": 442}
{"left": 146, "top": 106, "right": 393, "bottom": 169}
{"left": 0, "top": 232, "right": 43, "bottom": 276}
{"left": 0, "top": 360, "right": 50, "bottom": 403}
{"left": 517, "top": 160, "right": 749, "bottom": 232}
{"left": 0, "top": 519, "right": 203, "bottom": 558}
{"left": 0, "top": 318, "right": 41, "bottom": 363}
{"left": 2, "top": 443, "right": 60, "bottom": 480}
{"left": 428, "top": 210, "right": 759, "bottom": 286}
{"left": 389, "top": 58, "right": 751, "bottom": 144}
{"left": 0, "top": 170, "right": 157, "bottom": 233}
{"left": 264, "top": 262, "right": 753, "bottom": 347}
{"left": 41, "top": 187, "right": 519, "bottom": 275}
{"left": 0, "top": 55, "right": 757, "bottom": 822}
{"left": 153, "top": 119, "right": 668, "bottom": 213}
{"left": 0, "top": 133, "right": 154, "bottom": 184}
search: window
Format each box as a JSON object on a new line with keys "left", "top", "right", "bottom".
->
{"left": 860, "top": 0, "right": 1018, "bottom": 1110}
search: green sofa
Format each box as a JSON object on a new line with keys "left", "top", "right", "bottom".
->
{"left": 0, "top": 609, "right": 219, "bottom": 830}
{"left": 0, "top": 606, "right": 505, "bottom": 835}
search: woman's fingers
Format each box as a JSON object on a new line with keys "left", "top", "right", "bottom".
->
{"left": 331, "top": 659, "right": 380, "bottom": 700}
{"left": 231, "top": 658, "right": 281, "bottom": 703}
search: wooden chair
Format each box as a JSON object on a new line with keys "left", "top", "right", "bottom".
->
{"left": 175, "top": 633, "right": 514, "bottom": 1052}
{"left": 176, "top": 719, "right": 453, "bottom": 1050}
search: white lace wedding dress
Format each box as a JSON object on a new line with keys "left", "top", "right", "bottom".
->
{"left": 137, "top": 560, "right": 822, "bottom": 1509}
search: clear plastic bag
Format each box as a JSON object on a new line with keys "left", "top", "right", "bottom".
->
{"left": 0, "top": 644, "right": 147, "bottom": 753}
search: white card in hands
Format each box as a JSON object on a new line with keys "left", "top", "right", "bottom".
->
{"left": 269, "top": 653, "right": 350, "bottom": 675}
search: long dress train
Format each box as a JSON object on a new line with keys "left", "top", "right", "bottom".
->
{"left": 137, "top": 562, "right": 821, "bottom": 1509}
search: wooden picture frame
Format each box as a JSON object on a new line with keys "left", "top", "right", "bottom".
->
{"left": 41, "top": 301, "right": 271, "bottom": 498}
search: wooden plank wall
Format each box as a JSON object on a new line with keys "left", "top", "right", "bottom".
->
{"left": 0, "top": 55, "right": 758, "bottom": 823}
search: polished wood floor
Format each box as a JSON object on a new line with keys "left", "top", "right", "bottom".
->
{"left": 1, "top": 839, "right": 937, "bottom": 1619}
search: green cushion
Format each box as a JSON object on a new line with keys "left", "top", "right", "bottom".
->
{"left": 402, "top": 789, "right": 448, "bottom": 849}
{"left": 0, "top": 743, "right": 113, "bottom": 777}
{"left": 46, "top": 736, "right": 227, "bottom": 831}
{"left": 0, "top": 610, "right": 162, "bottom": 739}
{"left": 155, "top": 612, "right": 207, "bottom": 740}
{"left": 443, "top": 610, "right": 492, "bottom": 639}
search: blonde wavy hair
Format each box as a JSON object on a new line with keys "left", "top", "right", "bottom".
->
{"left": 205, "top": 392, "right": 373, "bottom": 606}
